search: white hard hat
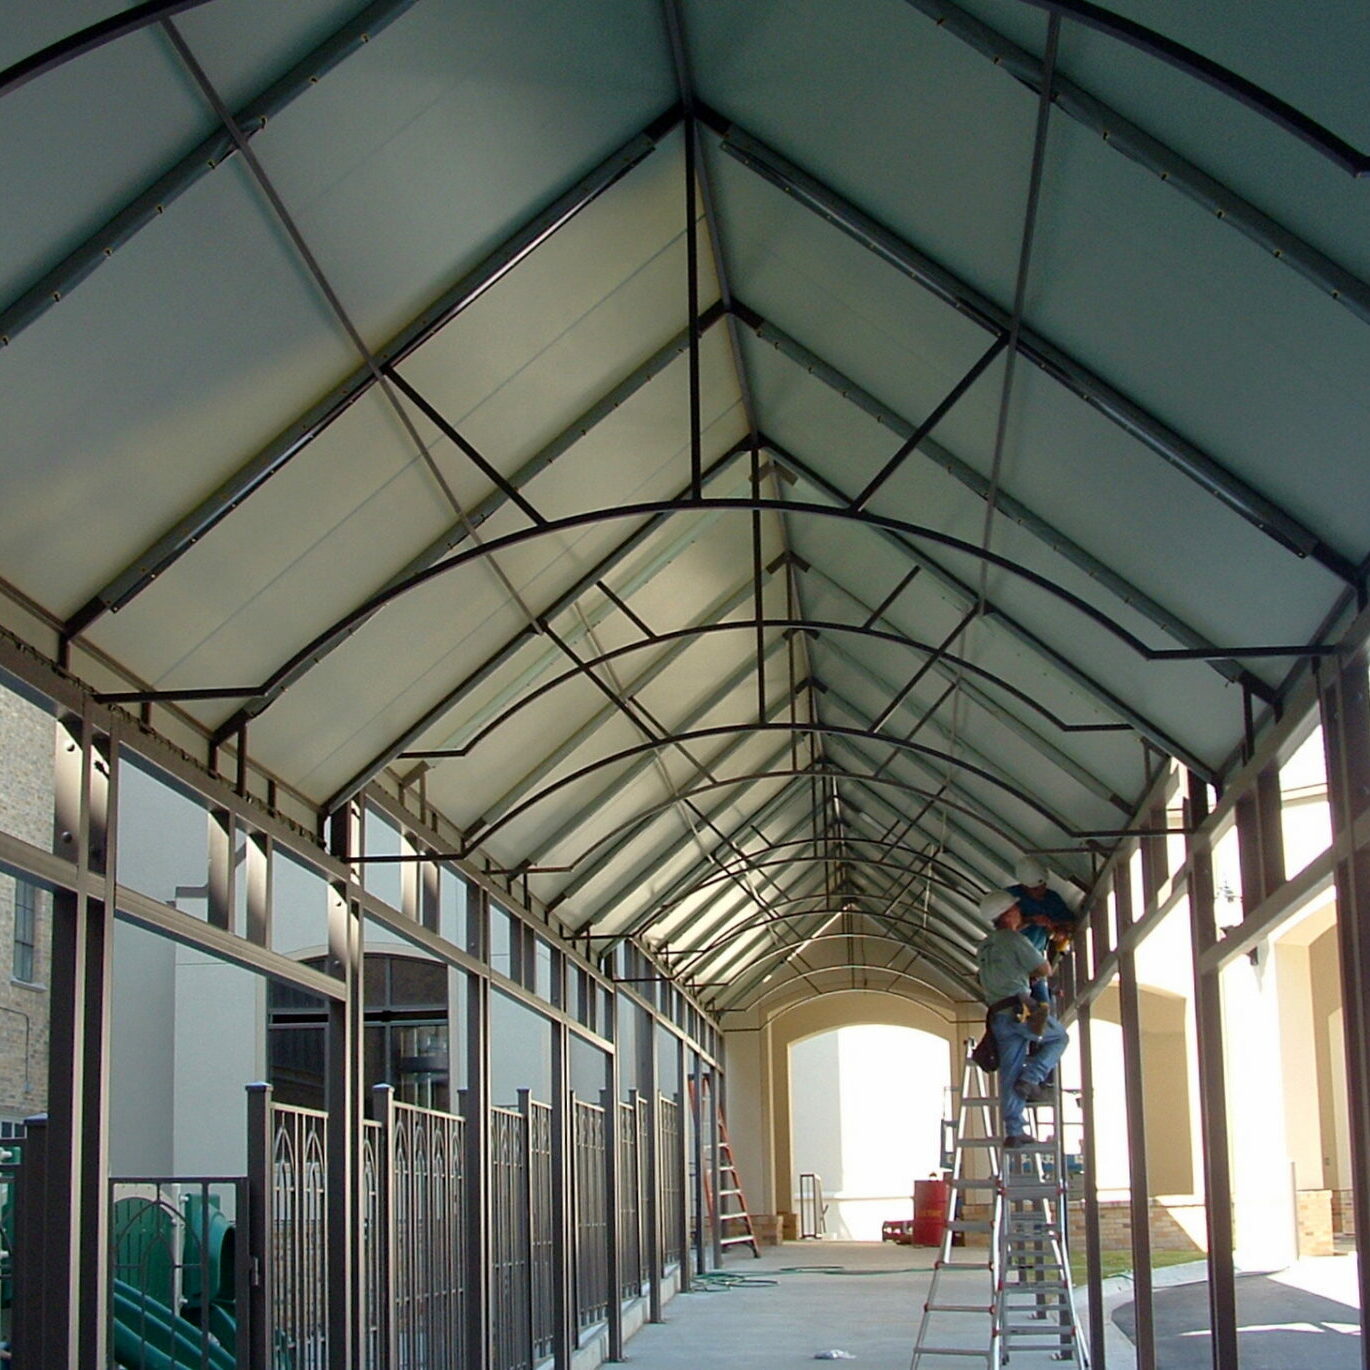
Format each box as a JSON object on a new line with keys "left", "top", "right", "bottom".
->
{"left": 979, "top": 889, "right": 1018, "bottom": 923}
{"left": 1014, "top": 856, "right": 1048, "bottom": 886}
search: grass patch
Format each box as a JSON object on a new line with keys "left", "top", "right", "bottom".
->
{"left": 1070, "top": 1248, "right": 1203, "bottom": 1285}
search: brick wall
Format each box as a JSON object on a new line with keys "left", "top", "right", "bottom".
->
{"left": 1067, "top": 1198, "right": 1205, "bottom": 1254}
{"left": 0, "top": 683, "right": 54, "bottom": 1124}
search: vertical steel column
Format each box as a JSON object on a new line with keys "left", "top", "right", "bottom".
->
{"left": 465, "top": 885, "right": 492, "bottom": 1370}
{"left": 674, "top": 1036, "right": 691, "bottom": 1293}
{"left": 325, "top": 803, "right": 364, "bottom": 1370}
{"left": 600, "top": 1084, "right": 624, "bottom": 1360}
{"left": 1184, "top": 772, "right": 1239, "bottom": 1370}
{"left": 1074, "top": 993, "right": 1107, "bottom": 1370}
{"left": 641, "top": 1017, "right": 663, "bottom": 1322}
{"left": 12, "top": 1112, "right": 49, "bottom": 1369}
{"left": 550, "top": 1019, "right": 573, "bottom": 1370}
{"left": 1318, "top": 652, "right": 1370, "bottom": 1343}
{"left": 372, "top": 1083, "right": 398, "bottom": 1370}
{"left": 246, "top": 1083, "right": 274, "bottom": 1370}
{"left": 1113, "top": 864, "right": 1156, "bottom": 1370}
{"left": 208, "top": 806, "right": 236, "bottom": 931}
{"left": 1237, "top": 761, "right": 1286, "bottom": 912}
{"left": 691, "top": 1054, "right": 706, "bottom": 1274}
{"left": 47, "top": 708, "right": 116, "bottom": 1370}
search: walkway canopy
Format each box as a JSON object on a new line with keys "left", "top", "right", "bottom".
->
{"left": 2, "top": 0, "right": 1367, "bottom": 1012}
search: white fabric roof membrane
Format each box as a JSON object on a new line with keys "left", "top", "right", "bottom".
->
{"left": 1, "top": 0, "right": 1367, "bottom": 1012}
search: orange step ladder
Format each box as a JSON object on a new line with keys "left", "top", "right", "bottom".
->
{"left": 690, "top": 1076, "right": 760, "bottom": 1259}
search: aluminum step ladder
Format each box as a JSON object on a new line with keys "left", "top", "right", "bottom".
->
{"left": 995, "top": 1078, "right": 1086, "bottom": 1366}
{"left": 909, "top": 1040, "right": 1002, "bottom": 1368}
{"left": 911, "top": 1043, "right": 1087, "bottom": 1368}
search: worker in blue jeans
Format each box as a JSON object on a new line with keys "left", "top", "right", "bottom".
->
{"left": 975, "top": 889, "right": 1069, "bottom": 1148}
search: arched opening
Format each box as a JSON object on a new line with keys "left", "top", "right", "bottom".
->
{"left": 788, "top": 1023, "right": 952, "bottom": 1240}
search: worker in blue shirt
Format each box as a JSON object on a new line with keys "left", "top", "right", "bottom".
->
{"left": 1009, "top": 856, "right": 1076, "bottom": 1025}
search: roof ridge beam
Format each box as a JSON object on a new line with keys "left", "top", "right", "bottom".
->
{"left": 737, "top": 306, "right": 1277, "bottom": 702}
{"left": 59, "top": 112, "right": 681, "bottom": 639}
{"left": 902, "top": 0, "right": 1370, "bottom": 326}
{"left": 704, "top": 116, "right": 1357, "bottom": 582}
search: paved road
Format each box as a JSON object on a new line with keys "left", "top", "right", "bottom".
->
{"left": 1113, "top": 1271, "right": 1361, "bottom": 1369}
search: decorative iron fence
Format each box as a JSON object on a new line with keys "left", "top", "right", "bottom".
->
{"left": 524, "top": 1098, "right": 555, "bottom": 1365}
{"left": 489, "top": 1105, "right": 532, "bottom": 1370}
{"left": 267, "top": 1102, "right": 329, "bottom": 1370}
{"left": 374, "top": 1092, "right": 466, "bottom": 1370}
{"left": 360, "top": 1119, "right": 381, "bottom": 1370}
{"left": 658, "top": 1097, "right": 683, "bottom": 1269}
{"left": 616, "top": 1100, "right": 641, "bottom": 1300}
{"left": 108, "top": 1177, "right": 247, "bottom": 1370}
{"left": 570, "top": 1098, "right": 608, "bottom": 1333}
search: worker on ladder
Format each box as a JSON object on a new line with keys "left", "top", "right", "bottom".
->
{"left": 975, "top": 890, "right": 1069, "bottom": 1149}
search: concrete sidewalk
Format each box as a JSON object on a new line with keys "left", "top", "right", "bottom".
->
{"left": 619, "top": 1241, "right": 939, "bottom": 1370}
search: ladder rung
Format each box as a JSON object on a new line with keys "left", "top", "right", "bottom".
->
{"left": 936, "top": 1259, "right": 992, "bottom": 1270}
{"left": 910, "top": 1348, "right": 993, "bottom": 1359}
{"left": 925, "top": 1303, "right": 993, "bottom": 1314}
{"left": 719, "top": 1234, "right": 756, "bottom": 1247}
{"left": 961, "top": 1096, "right": 997, "bottom": 1105}
{"left": 950, "top": 1178, "right": 997, "bottom": 1189}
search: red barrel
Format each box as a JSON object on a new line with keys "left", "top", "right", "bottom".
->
{"left": 911, "top": 1178, "right": 950, "bottom": 1245}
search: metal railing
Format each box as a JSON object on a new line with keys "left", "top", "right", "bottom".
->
{"left": 373, "top": 1091, "right": 466, "bottom": 1370}
{"left": 524, "top": 1097, "right": 555, "bottom": 1365}
{"left": 570, "top": 1097, "right": 608, "bottom": 1333}
{"left": 489, "top": 1104, "right": 532, "bottom": 1370}
{"left": 265, "top": 1101, "right": 329, "bottom": 1370}
{"left": 616, "top": 1099, "right": 641, "bottom": 1300}
{"left": 658, "top": 1097, "right": 683, "bottom": 1269}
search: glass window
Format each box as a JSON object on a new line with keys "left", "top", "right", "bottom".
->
{"left": 13, "top": 878, "right": 36, "bottom": 983}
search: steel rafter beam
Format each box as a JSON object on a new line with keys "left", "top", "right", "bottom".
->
{"left": 806, "top": 564, "right": 1130, "bottom": 810}
{"left": 760, "top": 435, "right": 1220, "bottom": 778}
{"left": 737, "top": 306, "right": 1278, "bottom": 702}
{"left": 460, "top": 572, "right": 778, "bottom": 836}
{"left": 4, "top": 0, "right": 424, "bottom": 348}
{"left": 833, "top": 760, "right": 1020, "bottom": 887}
{"left": 645, "top": 803, "right": 825, "bottom": 957}
{"left": 589, "top": 756, "right": 815, "bottom": 941}
{"left": 0, "top": 0, "right": 216, "bottom": 99}
{"left": 523, "top": 633, "right": 790, "bottom": 882}
{"left": 818, "top": 648, "right": 1091, "bottom": 835}
{"left": 704, "top": 117, "right": 1357, "bottom": 581}
{"left": 555, "top": 716, "right": 801, "bottom": 924}
{"left": 902, "top": 0, "right": 1370, "bottom": 322}
{"left": 320, "top": 449, "right": 752, "bottom": 812}
{"left": 1015, "top": 0, "right": 1370, "bottom": 178}
{"left": 59, "top": 110, "right": 681, "bottom": 638}
{"left": 461, "top": 719, "right": 1115, "bottom": 862}
{"left": 220, "top": 478, "right": 1297, "bottom": 809}
{"left": 231, "top": 305, "right": 729, "bottom": 746}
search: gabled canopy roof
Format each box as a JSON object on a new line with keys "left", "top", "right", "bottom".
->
{"left": 3, "top": 0, "right": 1367, "bottom": 1014}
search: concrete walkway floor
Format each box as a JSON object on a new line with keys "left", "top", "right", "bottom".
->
{"left": 621, "top": 1241, "right": 946, "bottom": 1370}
